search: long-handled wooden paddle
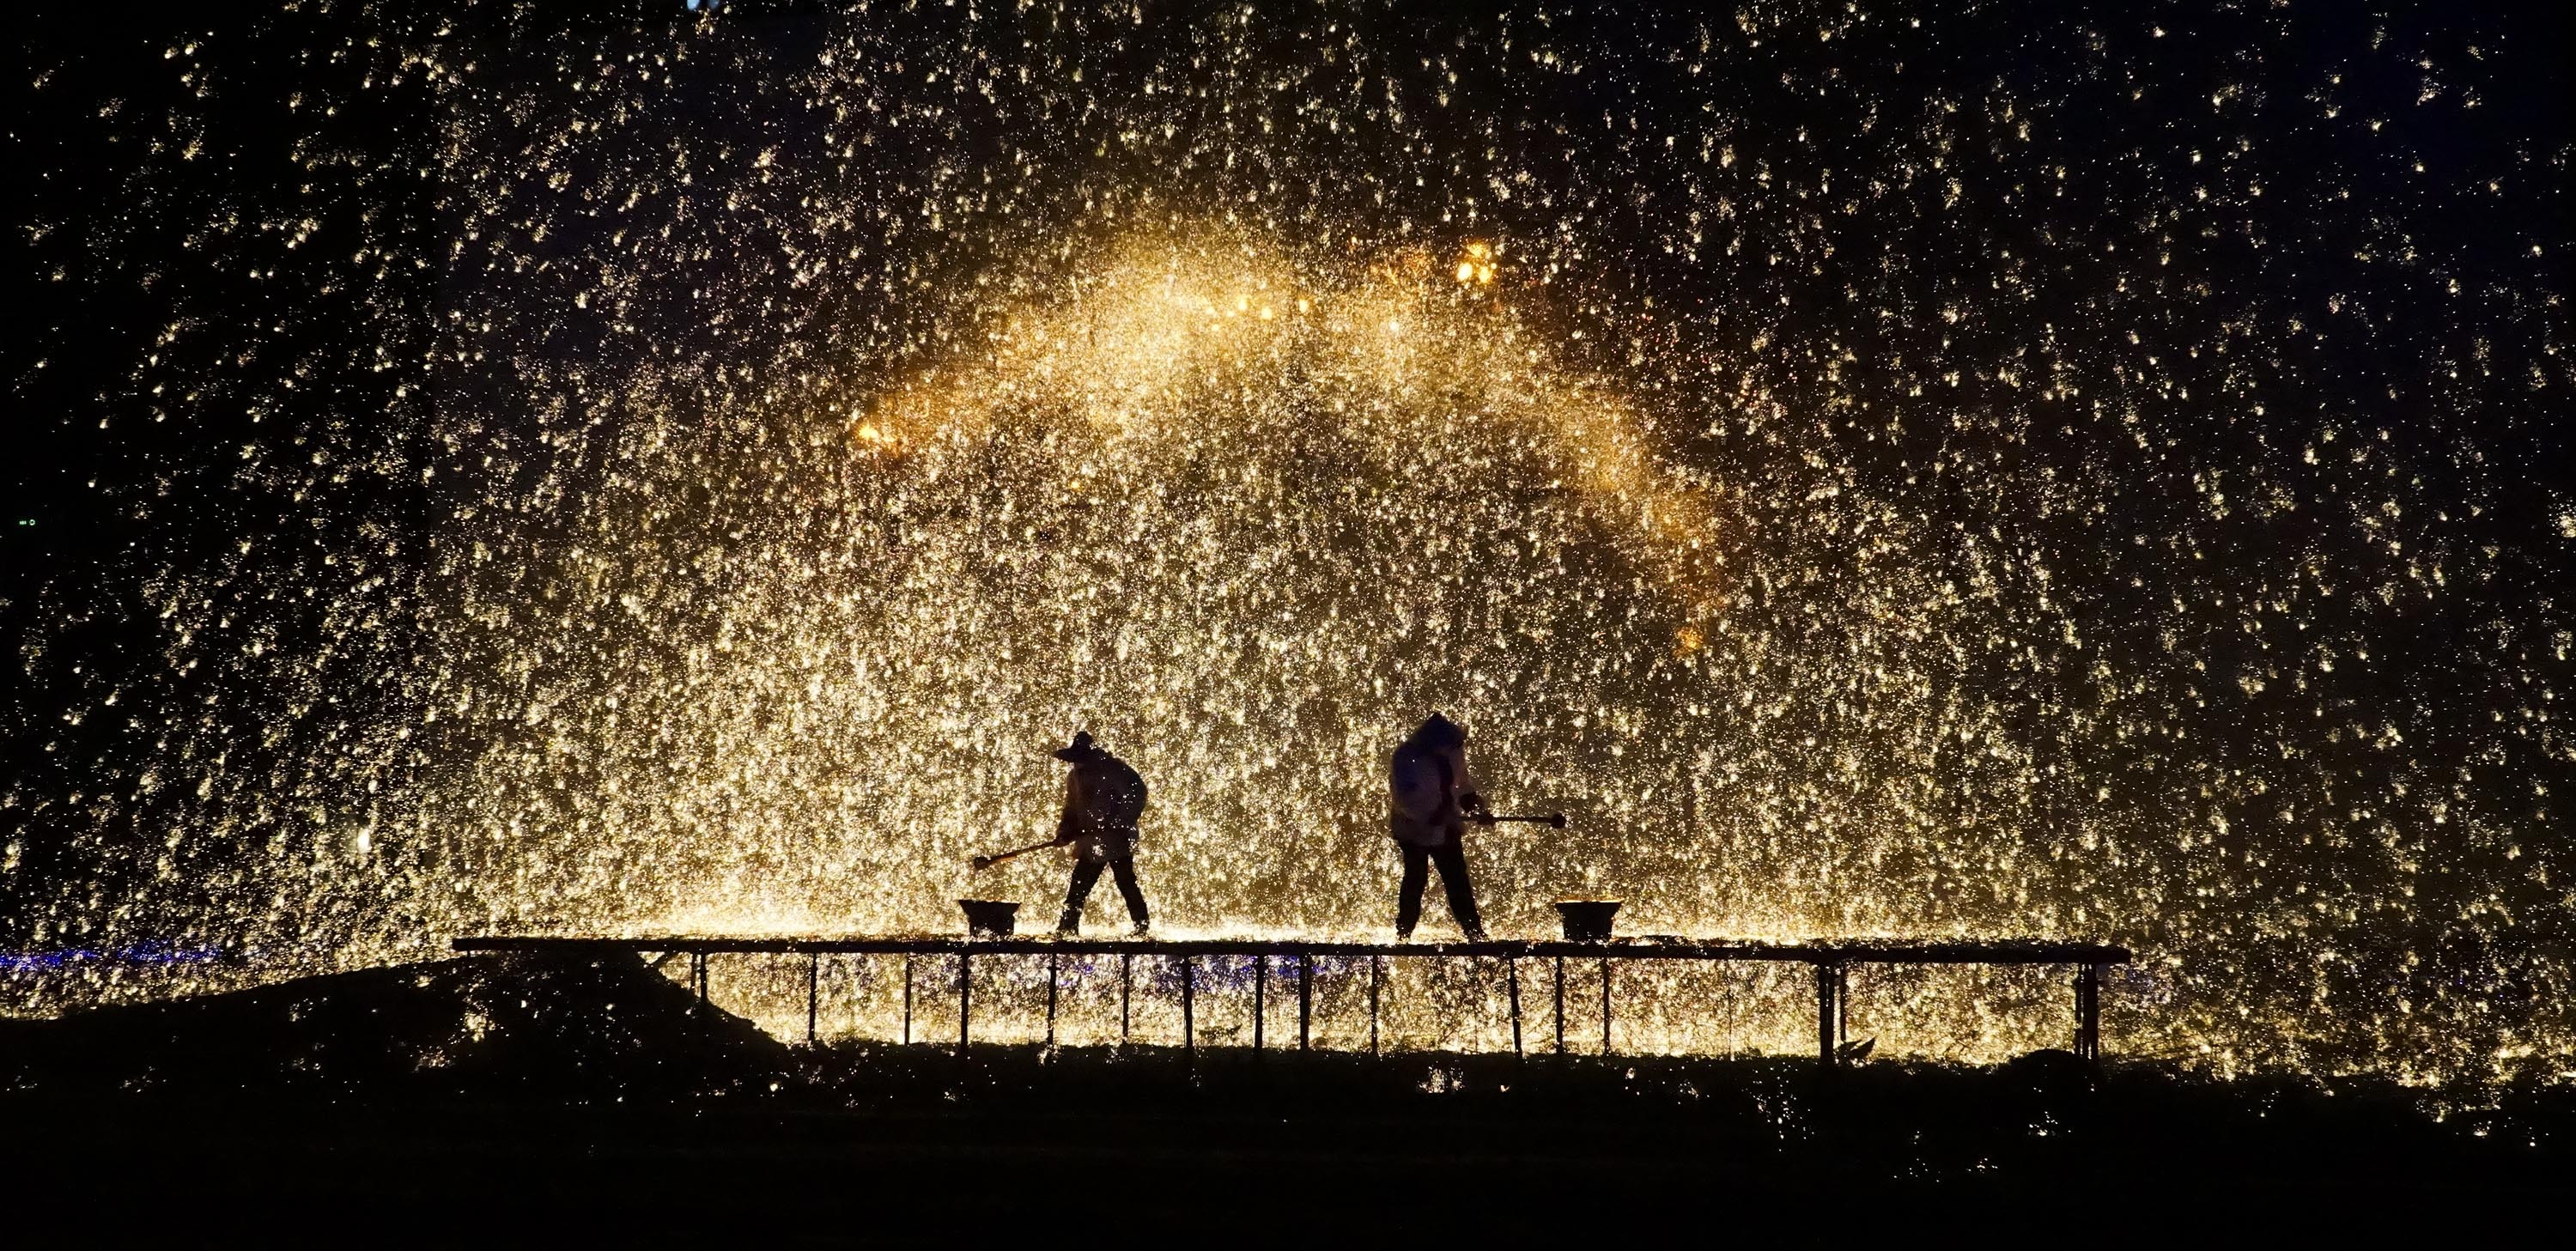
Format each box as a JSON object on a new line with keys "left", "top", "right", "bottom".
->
{"left": 1473, "top": 812, "right": 1569, "bottom": 829}
{"left": 969, "top": 839, "right": 1060, "bottom": 871}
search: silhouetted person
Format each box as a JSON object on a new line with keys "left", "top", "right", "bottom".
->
{"left": 1050, "top": 731, "right": 1151, "bottom": 935}
{"left": 1387, "top": 712, "right": 1488, "bottom": 940}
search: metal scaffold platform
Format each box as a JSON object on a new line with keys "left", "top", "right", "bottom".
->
{"left": 453, "top": 934, "right": 2131, "bottom": 1066}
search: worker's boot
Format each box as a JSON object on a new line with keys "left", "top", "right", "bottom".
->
{"left": 1131, "top": 918, "right": 1151, "bottom": 938}
{"left": 1056, "top": 909, "right": 1082, "bottom": 935}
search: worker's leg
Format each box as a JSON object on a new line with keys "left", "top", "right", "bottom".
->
{"left": 1059, "top": 857, "right": 1105, "bottom": 934}
{"left": 1431, "top": 840, "right": 1485, "bottom": 940}
{"left": 1108, "top": 855, "right": 1150, "bottom": 933}
{"left": 1394, "top": 842, "right": 1431, "bottom": 938}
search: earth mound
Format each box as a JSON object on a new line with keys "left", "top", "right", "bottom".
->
{"left": 0, "top": 953, "right": 783, "bottom": 1099}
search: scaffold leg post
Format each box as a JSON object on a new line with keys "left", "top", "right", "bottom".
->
{"left": 2075, "top": 963, "right": 2103, "bottom": 1061}
{"left": 1815, "top": 961, "right": 1838, "bottom": 1069}
{"left": 1369, "top": 955, "right": 1382, "bottom": 1055}
{"left": 1601, "top": 957, "right": 1613, "bottom": 1054}
{"left": 1297, "top": 954, "right": 1313, "bottom": 1051}
{"left": 1553, "top": 955, "right": 1567, "bottom": 1055}
{"left": 1045, "top": 950, "right": 1060, "bottom": 1048}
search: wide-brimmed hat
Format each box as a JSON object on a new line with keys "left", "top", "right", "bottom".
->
{"left": 1415, "top": 712, "right": 1467, "bottom": 748}
{"left": 1052, "top": 731, "right": 1107, "bottom": 762}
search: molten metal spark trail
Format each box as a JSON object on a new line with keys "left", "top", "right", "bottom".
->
{"left": 7, "top": 2, "right": 2567, "bottom": 1084}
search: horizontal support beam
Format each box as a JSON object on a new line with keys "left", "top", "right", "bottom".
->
{"left": 453, "top": 934, "right": 2131, "bottom": 967}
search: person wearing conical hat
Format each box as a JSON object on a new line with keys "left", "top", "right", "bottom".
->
{"left": 1386, "top": 712, "right": 1488, "bottom": 941}
{"left": 1048, "top": 731, "right": 1152, "bottom": 936}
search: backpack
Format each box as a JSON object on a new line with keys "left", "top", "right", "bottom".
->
{"left": 1083, "top": 756, "right": 1149, "bottom": 830}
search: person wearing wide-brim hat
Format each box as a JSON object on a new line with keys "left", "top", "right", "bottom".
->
{"left": 1047, "top": 731, "right": 1152, "bottom": 935}
{"left": 1386, "top": 712, "right": 1489, "bottom": 940}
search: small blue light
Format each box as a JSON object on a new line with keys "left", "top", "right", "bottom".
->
{"left": 0, "top": 943, "right": 227, "bottom": 972}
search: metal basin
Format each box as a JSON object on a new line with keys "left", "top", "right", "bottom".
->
{"left": 1553, "top": 899, "right": 1622, "bottom": 942}
{"left": 957, "top": 899, "right": 1020, "bottom": 938}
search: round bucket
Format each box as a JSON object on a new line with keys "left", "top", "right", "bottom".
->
{"left": 957, "top": 899, "right": 1020, "bottom": 938}
{"left": 1553, "top": 899, "right": 1622, "bottom": 942}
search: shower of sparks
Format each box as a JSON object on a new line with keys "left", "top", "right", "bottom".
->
{"left": 7, "top": 3, "right": 2569, "bottom": 1082}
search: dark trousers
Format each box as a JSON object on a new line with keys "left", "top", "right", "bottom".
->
{"left": 1395, "top": 840, "right": 1485, "bottom": 939}
{"left": 1060, "top": 856, "right": 1149, "bottom": 932}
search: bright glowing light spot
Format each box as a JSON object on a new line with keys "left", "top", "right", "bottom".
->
{"left": 1457, "top": 241, "right": 1498, "bottom": 284}
{"left": 850, "top": 421, "right": 901, "bottom": 453}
